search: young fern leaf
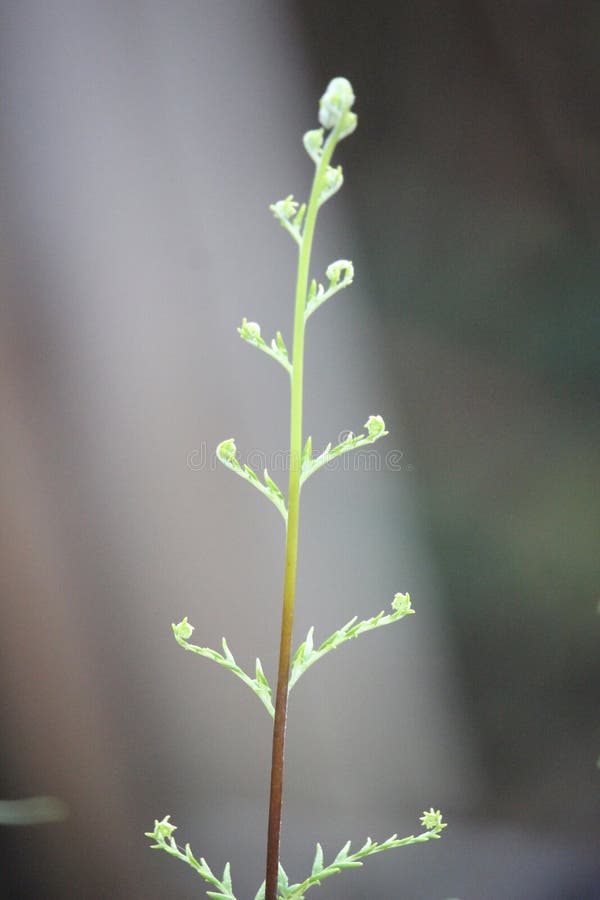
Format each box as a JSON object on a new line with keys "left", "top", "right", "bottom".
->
{"left": 289, "top": 593, "right": 413, "bottom": 690}
{"left": 317, "top": 164, "right": 344, "bottom": 207}
{"left": 145, "top": 817, "right": 238, "bottom": 900}
{"left": 273, "top": 812, "right": 447, "bottom": 900}
{"left": 300, "top": 415, "right": 388, "bottom": 488}
{"left": 304, "top": 260, "right": 354, "bottom": 321}
{"left": 302, "top": 127, "right": 324, "bottom": 164}
{"left": 216, "top": 439, "right": 287, "bottom": 522}
{"left": 269, "top": 195, "right": 305, "bottom": 245}
{"left": 172, "top": 618, "right": 275, "bottom": 717}
{"left": 237, "top": 318, "right": 292, "bottom": 377}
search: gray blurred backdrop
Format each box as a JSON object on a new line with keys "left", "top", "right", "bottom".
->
{"left": 0, "top": 2, "right": 598, "bottom": 899}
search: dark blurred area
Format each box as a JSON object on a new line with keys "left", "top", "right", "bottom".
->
{"left": 1, "top": 2, "right": 598, "bottom": 899}
{"left": 298, "top": 0, "right": 600, "bottom": 821}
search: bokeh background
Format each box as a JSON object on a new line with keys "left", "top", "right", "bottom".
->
{"left": 1, "top": 2, "right": 598, "bottom": 898}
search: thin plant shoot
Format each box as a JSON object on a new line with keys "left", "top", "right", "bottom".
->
{"left": 147, "top": 76, "right": 446, "bottom": 900}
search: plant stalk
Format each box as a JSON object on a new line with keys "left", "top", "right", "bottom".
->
{"left": 265, "top": 122, "right": 345, "bottom": 900}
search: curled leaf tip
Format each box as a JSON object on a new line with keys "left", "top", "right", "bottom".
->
{"left": 303, "top": 127, "right": 325, "bottom": 163}
{"left": 419, "top": 808, "right": 446, "bottom": 833}
{"left": 245, "top": 321, "right": 261, "bottom": 339}
{"left": 319, "top": 77, "right": 356, "bottom": 131}
{"left": 392, "top": 593, "right": 412, "bottom": 615}
{"left": 324, "top": 164, "right": 343, "bottom": 189}
{"left": 173, "top": 617, "right": 194, "bottom": 640}
{"left": 153, "top": 815, "right": 177, "bottom": 841}
{"left": 217, "top": 438, "right": 237, "bottom": 463}
{"left": 270, "top": 195, "right": 299, "bottom": 221}
{"left": 365, "top": 415, "right": 387, "bottom": 439}
{"left": 326, "top": 259, "right": 354, "bottom": 286}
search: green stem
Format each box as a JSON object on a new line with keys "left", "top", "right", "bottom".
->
{"left": 265, "top": 122, "right": 345, "bottom": 900}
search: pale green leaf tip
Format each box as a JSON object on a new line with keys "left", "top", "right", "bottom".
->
{"left": 341, "top": 111, "right": 358, "bottom": 138}
{"left": 270, "top": 195, "right": 299, "bottom": 221}
{"left": 326, "top": 259, "right": 354, "bottom": 285}
{"left": 173, "top": 617, "right": 194, "bottom": 640}
{"left": 149, "top": 815, "right": 177, "bottom": 841}
{"left": 419, "top": 808, "right": 447, "bottom": 834}
{"left": 365, "top": 415, "right": 387, "bottom": 439}
{"left": 239, "top": 319, "right": 261, "bottom": 340}
{"left": 318, "top": 77, "right": 356, "bottom": 131}
{"left": 303, "top": 127, "right": 325, "bottom": 162}
{"left": 321, "top": 165, "right": 343, "bottom": 198}
{"left": 392, "top": 593, "right": 412, "bottom": 615}
{"left": 217, "top": 438, "right": 237, "bottom": 463}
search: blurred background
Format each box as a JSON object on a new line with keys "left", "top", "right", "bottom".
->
{"left": 0, "top": 2, "right": 598, "bottom": 898}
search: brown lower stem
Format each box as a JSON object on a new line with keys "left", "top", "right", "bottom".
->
{"left": 265, "top": 486, "right": 300, "bottom": 899}
{"left": 264, "top": 617, "right": 293, "bottom": 899}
